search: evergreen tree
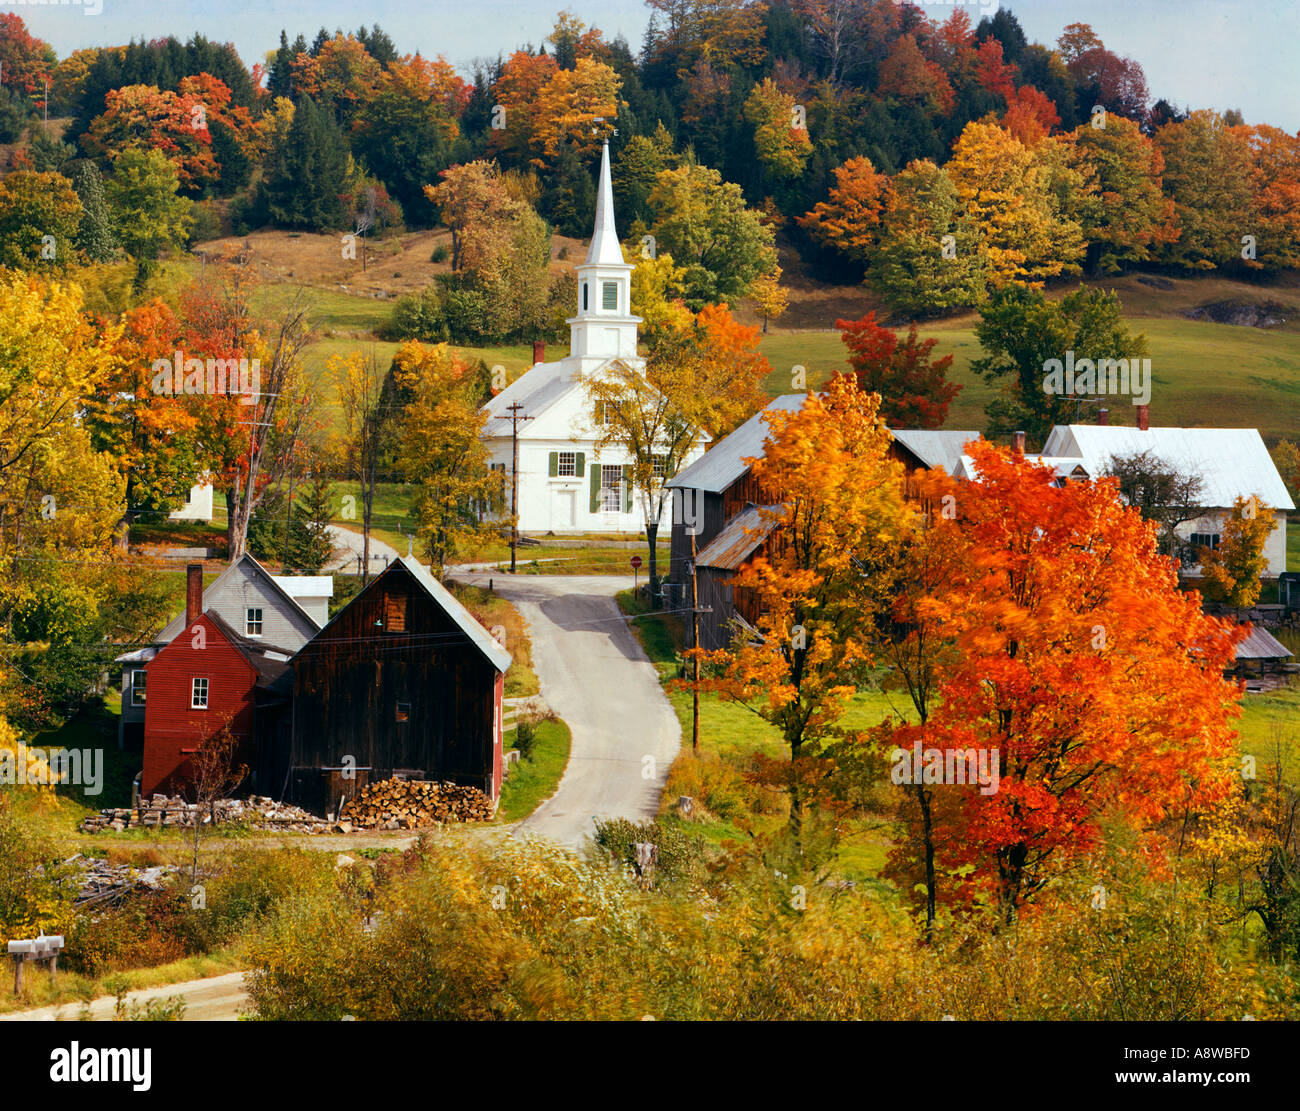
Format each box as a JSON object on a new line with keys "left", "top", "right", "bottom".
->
{"left": 0, "top": 87, "right": 29, "bottom": 144}
{"left": 261, "top": 95, "right": 349, "bottom": 230}
{"left": 71, "top": 161, "right": 118, "bottom": 263}
{"left": 356, "top": 24, "right": 398, "bottom": 66}
{"left": 541, "top": 141, "right": 596, "bottom": 237}
{"left": 268, "top": 30, "right": 296, "bottom": 100}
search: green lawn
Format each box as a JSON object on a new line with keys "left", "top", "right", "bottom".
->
{"left": 760, "top": 314, "right": 1300, "bottom": 446}
{"left": 497, "top": 718, "right": 572, "bottom": 823}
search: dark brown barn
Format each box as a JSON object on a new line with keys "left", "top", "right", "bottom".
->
{"left": 670, "top": 413, "right": 980, "bottom": 650}
{"left": 274, "top": 557, "right": 511, "bottom": 815}
{"left": 666, "top": 394, "right": 805, "bottom": 607}
{"left": 691, "top": 504, "right": 784, "bottom": 651}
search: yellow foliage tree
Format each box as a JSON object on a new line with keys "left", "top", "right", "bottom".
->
{"left": 1198, "top": 496, "right": 1277, "bottom": 607}
{"left": 742, "top": 78, "right": 812, "bottom": 179}
{"left": 947, "top": 121, "right": 1089, "bottom": 286}
{"left": 695, "top": 375, "right": 911, "bottom": 860}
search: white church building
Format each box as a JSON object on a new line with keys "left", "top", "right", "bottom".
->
{"left": 480, "top": 140, "right": 706, "bottom": 534}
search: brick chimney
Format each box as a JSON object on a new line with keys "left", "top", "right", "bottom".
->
{"left": 1098, "top": 407, "right": 1109, "bottom": 426}
{"left": 1012, "top": 430, "right": 1026, "bottom": 455}
{"left": 532, "top": 340, "right": 546, "bottom": 366}
{"left": 1136, "top": 404, "right": 1150, "bottom": 431}
{"left": 186, "top": 563, "right": 203, "bottom": 626}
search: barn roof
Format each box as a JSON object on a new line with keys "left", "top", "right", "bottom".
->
{"left": 695, "top": 504, "right": 783, "bottom": 570}
{"left": 667, "top": 394, "right": 807, "bottom": 493}
{"left": 397, "top": 557, "right": 512, "bottom": 673}
{"left": 890, "top": 430, "right": 981, "bottom": 475}
{"left": 1234, "top": 625, "right": 1293, "bottom": 661}
{"left": 1041, "top": 425, "right": 1295, "bottom": 511}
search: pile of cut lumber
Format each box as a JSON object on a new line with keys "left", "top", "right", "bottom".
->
{"left": 337, "top": 779, "right": 494, "bottom": 829}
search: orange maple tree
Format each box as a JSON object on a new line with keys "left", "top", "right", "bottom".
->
{"left": 797, "top": 155, "right": 888, "bottom": 264}
{"left": 884, "top": 441, "right": 1244, "bottom": 920}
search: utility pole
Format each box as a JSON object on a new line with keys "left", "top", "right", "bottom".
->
{"left": 505, "top": 402, "right": 532, "bottom": 573}
{"left": 689, "top": 530, "right": 701, "bottom": 752}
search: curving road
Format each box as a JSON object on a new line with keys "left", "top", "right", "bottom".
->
{"left": 451, "top": 571, "right": 681, "bottom": 848}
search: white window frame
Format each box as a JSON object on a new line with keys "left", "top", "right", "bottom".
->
{"left": 1191, "top": 532, "right": 1221, "bottom": 551}
{"left": 600, "top": 464, "right": 623, "bottom": 513}
{"left": 131, "top": 669, "right": 147, "bottom": 707}
{"left": 191, "top": 677, "right": 209, "bottom": 710}
{"left": 246, "top": 607, "right": 263, "bottom": 637}
{"left": 557, "top": 451, "right": 577, "bottom": 477}
{"left": 652, "top": 453, "right": 670, "bottom": 480}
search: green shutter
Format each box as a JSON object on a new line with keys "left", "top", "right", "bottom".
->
{"left": 575, "top": 451, "right": 585, "bottom": 478}
{"left": 548, "top": 451, "right": 558, "bottom": 477}
{"left": 622, "top": 464, "right": 634, "bottom": 512}
{"left": 589, "top": 462, "right": 601, "bottom": 512}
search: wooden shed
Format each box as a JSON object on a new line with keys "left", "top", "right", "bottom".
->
{"left": 666, "top": 395, "right": 805, "bottom": 602}
{"left": 276, "top": 557, "right": 512, "bottom": 814}
{"left": 689, "top": 504, "right": 783, "bottom": 651}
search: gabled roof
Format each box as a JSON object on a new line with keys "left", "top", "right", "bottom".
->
{"left": 890, "top": 429, "right": 981, "bottom": 475}
{"left": 203, "top": 611, "right": 293, "bottom": 686}
{"left": 1041, "top": 425, "right": 1295, "bottom": 511}
{"left": 695, "top": 504, "right": 782, "bottom": 570}
{"left": 481, "top": 364, "right": 579, "bottom": 438}
{"left": 397, "top": 558, "right": 511, "bottom": 672}
{"left": 120, "top": 553, "right": 321, "bottom": 661}
{"left": 667, "top": 395, "right": 807, "bottom": 493}
{"left": 307, "top": 558, "right": 511, "bottom": 673}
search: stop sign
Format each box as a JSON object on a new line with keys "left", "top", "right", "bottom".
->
{"left": 630, "top": 555, "right": 643, "bottom": 569}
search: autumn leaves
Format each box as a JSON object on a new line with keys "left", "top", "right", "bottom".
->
{"left": 689, "top": 377, "right": 1246, "bottom": 923}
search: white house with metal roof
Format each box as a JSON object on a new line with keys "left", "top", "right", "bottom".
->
{"left": 954, "top": 423, "right": 1293, "bottom": 577}
{"left": 480, "top": 140, "right": 706, "bottom": 534}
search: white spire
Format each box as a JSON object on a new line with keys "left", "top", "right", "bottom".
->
{"left": 586, "top": 140, "right": 624, "bottom": 267}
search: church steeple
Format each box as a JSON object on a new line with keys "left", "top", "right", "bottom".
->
{"left": 586, "top": 138, "right": 624, "bottom": 267}
{"left": 567, "top": 140, "right": 641, "bottom": 363}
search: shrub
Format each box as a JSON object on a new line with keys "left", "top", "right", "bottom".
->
{"left": 513, "top": 717, "right": 537, "bottom": 760}
{"left": 385, "top": 285, "right": 448, "bottom": 343}
{"left": 187, "top": 200, "right": 225, "bottom": 245}
{"left": 64, "top": 890, "right": 193, "bottom": 976}
{"left": 431, "top": 244, "right": 449, "bottom": 264}
{"left": 592, "top": 817, "right": 704, "bottom": 885}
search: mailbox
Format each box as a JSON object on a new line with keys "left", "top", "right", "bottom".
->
{"left": 7, "top": 940, "right": 34, "bottom": 955}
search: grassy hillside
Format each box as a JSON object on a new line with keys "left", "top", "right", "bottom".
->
{"left": 168, "top": 234, "right": 1300, "bottom": 448}
{"left": 758, "top": 315, "right": 1300, "bottom": 445}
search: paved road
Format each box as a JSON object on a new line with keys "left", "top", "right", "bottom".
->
{"left": 326, "top": 525, "right": 401, "bottom": 573}
{"left": 1, "top": 971, "right": 248, "bottom": 1022}
{"left": 451, "top": 571, "right": 681, "bottom": 848}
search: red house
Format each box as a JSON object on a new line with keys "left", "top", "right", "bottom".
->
{"left": 142, "top": 566, "right": 292, "bottom": 797}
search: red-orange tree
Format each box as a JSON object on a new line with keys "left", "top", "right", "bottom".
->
{"left": 835, "top": 311, "right": 960, "bottom": 428}
{"left": 897, "top": 441, "right": 1243, "bottom": 921}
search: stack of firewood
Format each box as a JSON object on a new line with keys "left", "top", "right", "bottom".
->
{"left": 80, "top": 794, "right": 334, "bottom": 834}
{"left": 336, "top": 779, "right": 494, "bottom": 829}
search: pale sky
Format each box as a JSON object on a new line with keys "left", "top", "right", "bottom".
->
{"left": 10, "top": 0, "right": 1298, "bottom": 132}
